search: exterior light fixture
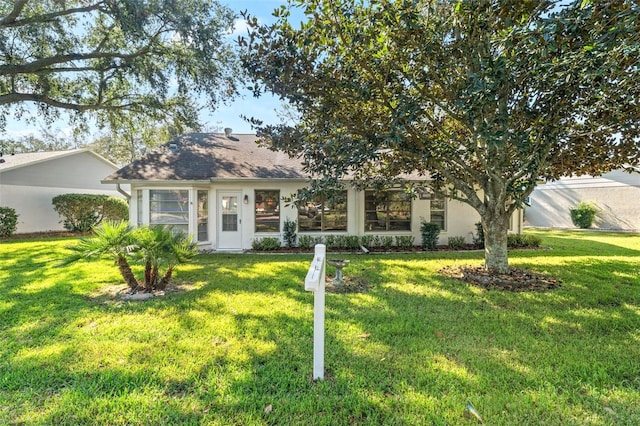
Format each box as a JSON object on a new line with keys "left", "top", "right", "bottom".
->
{"left": 243, "top": 194, "right": 249, "bottom": 204}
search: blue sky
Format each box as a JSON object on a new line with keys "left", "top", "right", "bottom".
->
{"left": 4, "top": 0, "right": 302, "bottom": 139}
{"left": 205, "top": 0, "right": 304, "bottom": 135}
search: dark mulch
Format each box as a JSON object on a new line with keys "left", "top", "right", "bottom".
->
{"left": 440, "top": 265, "right": 561, "bottom": 292}
{"left": 248, "top": 244, "right": 486, "bottom": 254}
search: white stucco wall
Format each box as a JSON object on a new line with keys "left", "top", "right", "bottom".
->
{"left": 0, "top": 151, "right": 127, "bottom": 233}
{"left": 525, "top": 170, "right": 640, "bottom": 230}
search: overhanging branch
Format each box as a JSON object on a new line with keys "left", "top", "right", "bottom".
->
{"left": 0, "top": 1, "right": 104, "bottom": 28}
{"left": 0, "top": 47, "right": 152, "bottom": 76}
{"left": 0, "top": 92, "right": 135, "bottom": 112}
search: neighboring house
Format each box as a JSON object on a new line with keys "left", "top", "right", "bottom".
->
{"left": 103, "top": 132, "right": 523, "bottom": 251}
{"left": 0, "top": 149, "right": 127, "bottom": 233}
{"left": 525, "top": 168, "right": 640, "bottom": 230}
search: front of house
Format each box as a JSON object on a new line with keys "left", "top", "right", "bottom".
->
{"left": 103, "top": 133, "right": 522, "bottom": 251}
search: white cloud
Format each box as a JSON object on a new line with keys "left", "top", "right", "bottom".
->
{"left": 228, "top": 18, "right": 252, "bottom": 36}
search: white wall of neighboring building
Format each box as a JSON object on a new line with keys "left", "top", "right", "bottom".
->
{"left": 0, "top": 151, "right": 127, "bottom": 233}
{"left": 1, "top": 185, "right": 124, "bottom": 233}
{"left": 525, "top": 169, "right": 640, "bottom": 230}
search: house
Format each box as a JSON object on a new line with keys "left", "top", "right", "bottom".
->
{"left": 525, "top": 168, "right": 640, "bottom": 230}
{"left": 0, "top": 149, "right": 127, "bottom": 233}
{"left": 103, "top": 132, "right": 523, "bottom": 250}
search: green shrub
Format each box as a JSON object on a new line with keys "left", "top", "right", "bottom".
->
{"left": 380, "top": 236, "right": 394, "bottom": 249}
{"left": 394, "top": 235, "right": 415, "bottom": 249}
{"left": 332, "top": 235, "right": 360, "bottom": 250}
{"left": 323, "top": 235, "right": 360, "bottom": 250}
{"left": 507, "top": 233, "right": 542, "bottom": 248}
{"left": 473, "top": 222, "right": 485, "bottom": 248}
{"left": 324, "top": 234, "right": 336, "bottom": 248}
{"left": 0, "top": 206, "right": 18, "bottom": 237}
{"left": 420, "top": 221, "right": 440, "bottom": 250}
{"left": 251, "top": 237, "right": 282, "bottom": 251}
{"left": 298, "top": 235, "right": 312, "bottom": 250}
{"left": 569, "top": 201, "right": 598, "bottom": 229}
{"left": 52, "top": 194, "right": 129, "bottom": 232}
{"left": 298, "top": 235, "right": 324, "bottom": 250}
{"left": 448, "top": 236, "right": 466, "bottom": 250}
{"left": 361, "top": 235, "right": 383, "bottom": 248}
{"left": 346, "top": 235, "right": 361, "bottom": 249}
{"left": 359, "top": 235, "right": 375, "bottom": 248}
{"left": 283, "top": 219, "right": 297, "bottom": 247}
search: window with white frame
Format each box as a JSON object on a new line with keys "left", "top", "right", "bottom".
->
{"left": 365, "top": 190, "right": 411, "bottom": 231}
{"left": 197, "top": 190, "right": 208, "bottom": 241}
{"left": 136, "top": 190, "right": 143, "bottom": 226}
{"left": 298, "top": 191, "right": 347, "bottom": 232}
{"left": 255, "top": 190, "right": 280, "bottom": 232}
{"left": 430, "top": 195, "right": 446, "bottom": 231}
{"left": 149, "top": 189, "right": 189, "bottom": 235}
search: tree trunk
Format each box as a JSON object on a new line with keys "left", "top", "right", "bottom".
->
{"left": 117, "top": 255, "right": 139, "bottom": 290}
{"left": 158, "top": 266, "right": 174, "bottom": 290}
{"left": 144, "top": 261, "right": 152, "bottom": 289}
{"left": 151, "top": 265, "right": 159, "bottom": 289}
{"left": 482, "top": 213, "right": 511, "bottom": 273}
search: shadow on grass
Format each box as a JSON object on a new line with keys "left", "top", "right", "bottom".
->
{"left": 2, "top": 236, "right": 640, "bottom": 424}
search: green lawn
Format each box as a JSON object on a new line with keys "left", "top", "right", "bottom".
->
{"left": 1, "top": 229, "right": 639, "bottom": 425}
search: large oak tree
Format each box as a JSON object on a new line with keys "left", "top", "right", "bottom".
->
{"left": 241, "top": 0, "right": 639, "bottom": 272}
{"left": 0, "top": 0, "right": 239, "bottom": 134}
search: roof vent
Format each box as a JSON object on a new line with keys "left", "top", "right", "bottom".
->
{"left": 168, "top": 143, "right": 179, "bottom": 153}
{"left": 224, "top": 127, "right": 233, "bottom": 137}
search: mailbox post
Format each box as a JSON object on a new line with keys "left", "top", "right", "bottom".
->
{"left": 304, "top": 244, "right": 326, "bottom": 380}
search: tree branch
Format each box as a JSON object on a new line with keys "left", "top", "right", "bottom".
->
{"left": 0, "top": 1, "right": 104, "bottom": 28}
{"left": 0, "top": 0, "right": 28, "bottom": 26}
{"left": 0, "top": 92, "right": 135, "bottom": 111}
{"left": 0, "top": 47, "right": 152, "bottom": 76}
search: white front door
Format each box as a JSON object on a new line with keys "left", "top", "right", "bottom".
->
{"left": 218, "top": 192, "right": 242, "bottom": 250}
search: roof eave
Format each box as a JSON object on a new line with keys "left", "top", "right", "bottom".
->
{"left": 101, "top": 177, "right": 311, "bottom": 185}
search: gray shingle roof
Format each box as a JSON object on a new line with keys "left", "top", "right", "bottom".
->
{"left": 0, "top": 149, "right": 116, "bottom": 174}
{"left": 103, "top": 133, "right": 308, "bottom": 182}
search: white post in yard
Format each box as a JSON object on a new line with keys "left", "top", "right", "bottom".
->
{"left": 304, "top": 243, "right": 326, "bottom": 380}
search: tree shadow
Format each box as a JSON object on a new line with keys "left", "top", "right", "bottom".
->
{"left": 2, "top": 238, "right": 640, "bottom": 424}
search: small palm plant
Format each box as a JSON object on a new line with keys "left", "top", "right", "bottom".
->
{"left": 134, "top": 226, "right": 199, "bottom": 291}
{"left": 65, "top": 220, "right": 139, "bottom": 291}
{"left": 158, "top": 230, "right": 199, "bottom": 290}
{"left": 133, "top": 225, "right": 169, "bottom": 291}
{"left": 65, "top": 222, "right": 199, "bottom": 293}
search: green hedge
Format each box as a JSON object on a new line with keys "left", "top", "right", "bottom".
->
{"left": 507, "top": 233, "right": 542, "bottom": 248}
{"left": 251, "top": 237, "right": 282, "bottom": 251}
{"left": 52, "top": 194, "right": 129, "bottom": 232}
{"left": 569, "top": 201, "right": 598, "bottom": 229}
{"left": 0, "top": 207, "right": 18, "bottom": 237}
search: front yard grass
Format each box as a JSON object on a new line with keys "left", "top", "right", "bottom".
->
{"left": 1, "top": 229, "right": 639, "bottom": 425}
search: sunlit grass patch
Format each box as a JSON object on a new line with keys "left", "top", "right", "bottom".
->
{"left": 1, "top": 230, "right": 640, "bottom": 424}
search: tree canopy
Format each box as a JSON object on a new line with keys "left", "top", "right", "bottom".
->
{"left": 241, "top": 0, "right": 639, "bottom": 272}
{"left": 0, "top": 132, "right": 75, "bottom": 154}
{"left": 0, "top": 0, "right": 239, "bottom": 133}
